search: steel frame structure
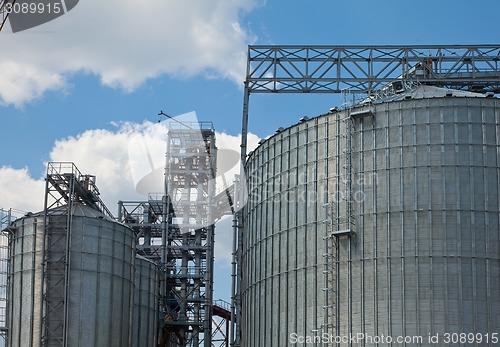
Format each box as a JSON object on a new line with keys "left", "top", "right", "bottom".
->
{"left": 211, "top": 299, "right": 232, "bottom": 347}
{"left": 245, "top": 45, "right": 500, "bottom": 94}
{"left": 40, "top": 162, "right": 113, "bottom": 347}
{"left": 0, "top": 209, "right": 13, "bottom": 346}
{"left": 239, "top": 45, "right": 500, "bottom": 168}
{"left": 119, "top": 123, "right": 217, "bottom": 347}
{"left": 231, "top": 44, "right": 500, "bottom": 347}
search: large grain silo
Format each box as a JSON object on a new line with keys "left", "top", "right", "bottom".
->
{"left": 7, "top": 163, "right": 136, "bottom": 347}
{"left": 241, "top": 86, "right": 500, "bottom": 346}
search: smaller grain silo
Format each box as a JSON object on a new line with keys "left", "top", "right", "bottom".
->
{"left": 7, "top": 163, "right": 136, "bottom": 347}
{"left": 7, "top": 204, "right": 136, "bottom": 347}
{"left": 132, "top": 255, "right": 159, "bottom": 347}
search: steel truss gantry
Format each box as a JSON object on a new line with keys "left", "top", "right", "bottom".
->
{"left": 232, "top": 44, "right": 500, "bottom": 347}
{"left": 40, "top": 162, "right": 113, "bottom": 347}
{"left": 119, "top": 123, "right": 217, "bottom": 347}
{"left": 240, "top": 45, "right": 500, "bottom": 164}
{"left": 245, "top": 45, "right": 500, "bottom": 94}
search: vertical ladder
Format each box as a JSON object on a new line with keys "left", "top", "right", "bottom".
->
{"left": 322, "top": 91, "right": 356, "bottom": 342}
{"left": 333, "top": 89, "right": 355, "bottom": 236}
{"left": 322, "top": 202, "right": 337, "bottom": 336}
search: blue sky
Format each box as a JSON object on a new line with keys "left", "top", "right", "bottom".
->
{"left": 1, "top": 0, "right": 499, "bottom": 301}
{"left": 2, "top": 0, "right": 499, "bottom": 172}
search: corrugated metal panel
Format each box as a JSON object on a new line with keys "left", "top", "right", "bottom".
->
{"left": 242, "top": 117, "right": 327, "bottom": 346}
{"left": 9, "top": 216, "right": 43, "bottom": 347}
{"left": 132, "top": 256, "right": 158, "bottom": 347}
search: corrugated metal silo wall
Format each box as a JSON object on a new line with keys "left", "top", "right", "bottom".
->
{"left": 8, "top": 216, "right": 43, "bottom": 347}
{"left": 241, "top": 96, "right": 500, "bottom": 346}
{"left": 132, "top": 256, "right": 159, "bottom": 347}
{"left": 341, "top": 96, "right": 500, "bottom": 345}
{"left": 242, "top": 116, "right": 330, "bottom": 346}
{"left": 8, "top": 212, "right": 136, "bottom": 347}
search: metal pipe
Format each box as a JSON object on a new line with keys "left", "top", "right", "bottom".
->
{"left": 204, "top": 133, "right": 217, "bottom": 347}
{"left": 229, "top": 176, "right": 239, "bottom": 347}
{"left": 233, "top": 55, "right": 251, "bottom": 345}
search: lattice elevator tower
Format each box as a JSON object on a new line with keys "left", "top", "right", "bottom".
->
{"left": 119, "top": 122, "right": 217, "bottom": 346}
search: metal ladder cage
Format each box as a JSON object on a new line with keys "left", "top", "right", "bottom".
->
{"left": 322, "top": 201, "right": 337, "bottom": 337}
{"left": 331, "top": 90, "right": 357, "bottom": 237}
{"left": 321, "top": 92, "right": 363, "bottom": 343}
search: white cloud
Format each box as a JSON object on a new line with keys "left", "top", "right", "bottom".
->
{"left": 1, "top": 0, "right": 260, "bottom": 107}
{"left": 214, "top": 215, "right": 235, "bottom": 266}
{"left": 0, "top": 166, "right": 45, "bottom": 213}
{"left": 48, "top": 123, "right": 146, "bottom": 211}
{"left": 0, "top": 61, "right": 67, "bottom": 107}
{"left": 0, "top": 121, "right": 263, "bottom": 307}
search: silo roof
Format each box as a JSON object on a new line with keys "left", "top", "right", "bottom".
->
{"left": 373, "top": 85, "right": 491, "bottom": 104}
{"left": 29, "top": 203, "right": 113, "bottom": 220}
